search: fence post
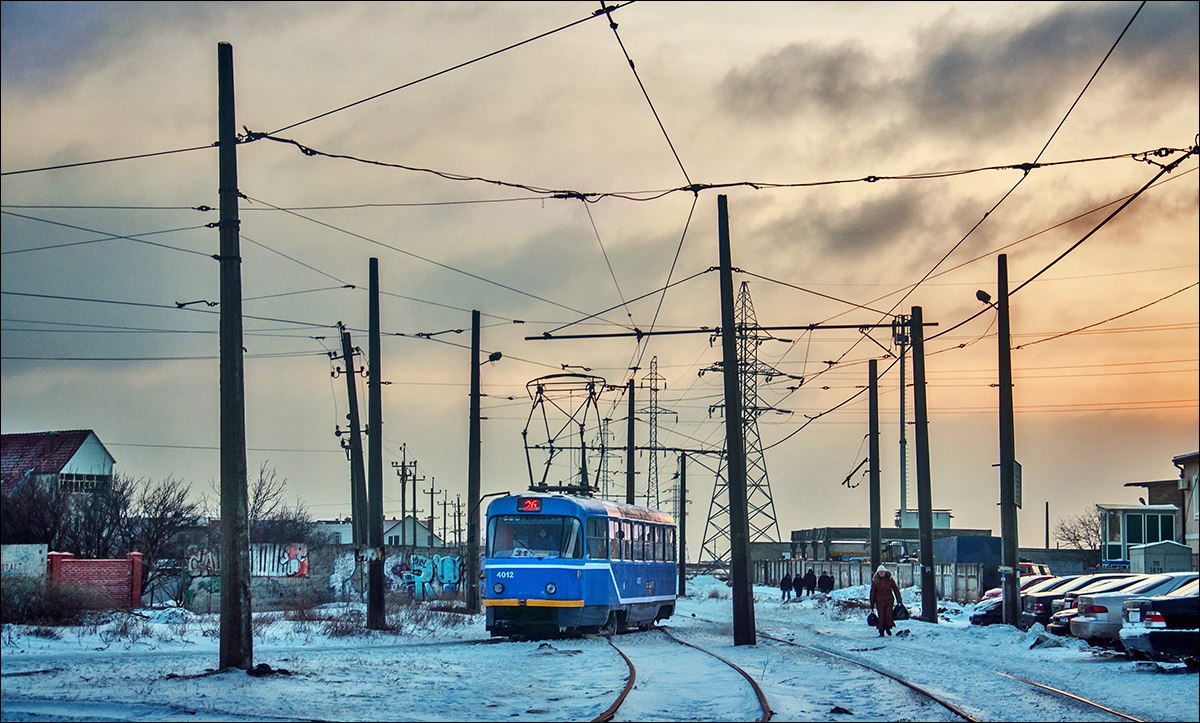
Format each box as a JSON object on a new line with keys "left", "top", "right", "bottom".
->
{"left": 129, "top": 552, "right": 144, "bottom": 608}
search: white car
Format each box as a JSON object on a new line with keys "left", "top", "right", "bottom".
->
{"left": 1069, "top": 572, "right": 1197, "bottom": 646}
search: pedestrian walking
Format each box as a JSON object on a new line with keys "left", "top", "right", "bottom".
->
{"left": 868, "top": 564, "right": 903, "bottom": 637}
{"left": 780, "top": 573, "right": 793, "bottom": 601}
{"left": 817, "top": 570, "right": 835, "bottom": 594}
{"left": 792, "top": 571, "right": 805, "bottom": 599}
{"left": 802, "top": 568, "right": 817, "bottom": 596}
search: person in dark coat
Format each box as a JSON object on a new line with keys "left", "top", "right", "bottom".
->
{"left": 779, "top": 573, "right": 793, "bottom": 601}
{"left": 817, "top": 571, "right": 835, "bottom": 594}
{"left": 802, "top": 568, "right": 817, "bottom": 596}
{"left": 869, "top": 564, "right": 903, "bottom": 637}
{"left": 793, "top": 571, "right": 805, "bottom": 599}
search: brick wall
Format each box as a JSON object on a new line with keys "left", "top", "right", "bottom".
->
{"left": 47, "top": 552, "right": 143, "bottom": 609}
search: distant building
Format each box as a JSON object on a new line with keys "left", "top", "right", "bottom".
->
{"left": 1, "top": 429, "right": 115, "bottom": 495}
{"left": 1172, "top": 451, "right": 1198, "bottom": 567}
{"left": 318, "top": 516, "right": 444, "bottom": 547}
{"left": 1097, "top": 503, "right": 1179, "bottom": 569}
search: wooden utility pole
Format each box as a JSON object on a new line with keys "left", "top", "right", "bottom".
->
{"left": 367, "top": 258, "right": 385, "bottom": 629}
{"left": 626, "top": 379, "right": 636, "bottom": 505}
{"left": 717, "top": 195, "right": 755, "bottom": 646}
{"left": 216, "top": 41, "right": 252, "bottom": 672}
{"left": 868, "top": 359, "right": 881, "bottom": 573}
{"left": 910, "top": 307, "right": 937, "bottom": 624}
{"left": 998, "top": 254, "right": 1020, "bottom": 626}
{"left": 339, "top": 326, "right": 368, "bottom": 548}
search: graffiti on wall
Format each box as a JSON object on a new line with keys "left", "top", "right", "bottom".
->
{"left": 330, "top": 548, "right": 463, "bottom": 601}
{"left": 182, "top": 543, "right": 309, "bottom": 578}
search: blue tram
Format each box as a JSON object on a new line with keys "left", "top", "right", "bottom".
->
{"left": 483, "top": 493, "right": 678, "bottom": 637}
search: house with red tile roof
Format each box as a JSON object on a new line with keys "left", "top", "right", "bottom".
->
{"left": 1, "top": 429, "right": 116, "bottom": 495}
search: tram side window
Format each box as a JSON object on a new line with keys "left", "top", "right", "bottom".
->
{"left": 623, "top": 521, "right": 634, "bottom": 560}
{"left": 648, "top": 525, "right": 658, "bottom": 561}
{"left": 587, "top": 518, "right": 608, "bottom": 559}
{"left": 667, "top": 527, "right": 676, "bottom": 562}
{"left": 609, "top": 518, "right": 624, "bottom": 561}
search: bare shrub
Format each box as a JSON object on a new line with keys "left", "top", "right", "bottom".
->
{"left": 29, "top": 625, "right": 61, "bottom": 640}
{"left": 321, "top": 614, "right": 365, "bottom": 638}
{"left": 99, "top": 614, "right": 152, "bottom": 646}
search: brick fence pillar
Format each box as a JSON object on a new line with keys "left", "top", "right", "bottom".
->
{"left": 47, "top": 551, "right": 74, "bottom": 585}
{"left": 128, "top": 552, "right": 144, "bottom": 608}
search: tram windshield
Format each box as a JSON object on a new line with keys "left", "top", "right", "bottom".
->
{"left": 487, "top": 515, "right": 583, "bottom": 559}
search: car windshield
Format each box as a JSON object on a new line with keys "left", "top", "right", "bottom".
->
{"left": 1120, "top": 574, "right": 1173, "bottom": 595}
{"left": 487, "top": 515, "right": 583, "bottom": 559}
{"left": 1167, "top": 579, "right": 1198, "bottom": 597}
{"left": 1079, "top": 576, "right": 1147, "bottom": 594}
{"left": 1027, "top": 576, "right": 1074, "bottom": 594}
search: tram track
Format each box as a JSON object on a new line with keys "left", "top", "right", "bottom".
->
{"left": 758, "top": 632, "right": 977, "bottom": 721}
{"left": 593, "top": 626, "right": 773, "bottom": 722}
{"left": 758, "top": 629, "right": 1146, "bottom": 722}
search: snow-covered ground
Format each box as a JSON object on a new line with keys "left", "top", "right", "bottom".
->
{"left": 1, "top": 576, "right": 1196, "bottom": 722}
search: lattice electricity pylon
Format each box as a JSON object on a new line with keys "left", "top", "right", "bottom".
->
{"left": 523, "top": 373, "right": 606, "bottom": 496}
{"left": 697, "top": 282, "right": 785, "bottom": 570}
{"left": 589, "top": 417, "right": 623, "bottom": 501}
{"left": 638, "top": 356, "right": 676, "bottom": 510}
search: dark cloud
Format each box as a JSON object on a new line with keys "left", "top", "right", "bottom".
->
{"left": 715, "top": 42, "right": 885, "bottom": 120}
{"left": 756, "top": 185, "right": 933, "bottom": 258}
{"left": 715, "top": 2, "right": 1199, "bottom": 142}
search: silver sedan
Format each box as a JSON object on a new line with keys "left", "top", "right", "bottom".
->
{"left": 1070, "top": 572, "right": 1198, "bottom": 646}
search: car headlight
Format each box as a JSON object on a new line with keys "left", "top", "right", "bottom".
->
{"left": 545, "top": 582, "right": 557, "bottom": 595}
{"left": 493, "top": 582, "right": 504, "bottom": 595}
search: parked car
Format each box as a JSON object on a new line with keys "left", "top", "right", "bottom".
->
{"left": 970, "top": 576, "right": 1073, "bottom": 626}
{"left": 1047, "top": 607, "right": 1079, "bottom": 636}
{"left": 980, "top": 574, "right": 1052, "bottom": 602}
{"left": 1019, "top": 561, "right": 1052, "bottom": 577}
{"left": 1119, "top": 579, "right": 1199, "bottom": 667}
{"left": 1053, "top": 574, "right": 1147, "bottom": 615}
{"left": 1071, "top": 572, "right": 1198, "bottom": 647}
{"left": 1019, "top": 573, "right": 1134, "bottom": 631}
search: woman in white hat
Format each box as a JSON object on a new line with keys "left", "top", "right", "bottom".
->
{"left": 869, "top": 564, "right": 903, "bottom": 636}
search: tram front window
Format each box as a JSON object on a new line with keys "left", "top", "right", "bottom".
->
{"left": 487, "top": 515, "right": 583, "bottom": 559}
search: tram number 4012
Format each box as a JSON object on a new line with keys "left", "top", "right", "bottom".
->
{"left": 496, "top": 571, "right": 515, "bottom": 579}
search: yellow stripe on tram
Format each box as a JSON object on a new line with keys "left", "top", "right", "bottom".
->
{"left": 483, "top": 599, "right": 585, "bottom": 608}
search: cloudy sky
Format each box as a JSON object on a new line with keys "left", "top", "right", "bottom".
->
{"left": 2, "top": 1, "right": 1197, "bottom": 556}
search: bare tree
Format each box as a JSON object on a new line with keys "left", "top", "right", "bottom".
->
{"left": 248, "top": 462, "right": 315, "bottom": 544}
{"left": 127, "top": 476, "right": 204, "bottom": 600}
{"left": 61, "top": 475, "right": 135, "bottom": 560}
{"left": 1, "top": 474, "right": 72, "bottom": 549}
{"left": 1055, "top": 505, "right": 1103, "bottom": 566}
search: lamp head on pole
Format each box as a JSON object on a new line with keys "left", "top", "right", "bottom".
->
{"left": 976, "top": 289, "right": 992, "bottom": 305}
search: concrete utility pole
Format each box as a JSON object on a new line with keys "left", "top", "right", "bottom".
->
{"left": 392, "top": 450, "right": 419, "bottom": 547}
{"left": 716, "top": 195, "right": 755, "bottom": 646}
{"left": 997, "top": 254, "right": 1021, "bottom": 626}
{"left": 468, "top": 309, "right": 483, "bottom": 612}
{"left": 216, "top": 41, "right": 252, "bottom": 672}
{"left": 425, "top": 479, "right": 444, "bottom": 544}
{"left": 868, "top": 359, "right": 881, "bottom": 573}
{"left": 678, "top": 452, "right": 688, "bottom": 598}
{"left": 367, "top": 258, "right": 385, "bottom": 630}
{"left": 910, "top": 307, "right": 937, "bottom": 624}
{"left": 339, "top": 326, "right": 369, "bottom": 549}
{"left": 626, "top": 378, "right": 636, "bottom": 505}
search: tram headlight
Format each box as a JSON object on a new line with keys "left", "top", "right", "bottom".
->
{"left": 493, "top": 582, "right": 504, "bottom": 595}
{"left": 545, "top": 582, "right": 557, "bottom": 595}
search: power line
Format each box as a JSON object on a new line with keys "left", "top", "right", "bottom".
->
{"left": 0, "top": 211, "right": 213, "bottom": 257}
{"left": 266, "top": 2, "right": 635, "bottom": 136}
{"left": 599, "top": 1, "right": 691, "bottom": 186}
{"left": 241, "top": 193, "right": 632, "bottom": 329}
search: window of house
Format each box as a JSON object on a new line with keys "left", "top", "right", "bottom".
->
{"left": 1128, "top": 513, "right": 1144, "bottom": 545}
